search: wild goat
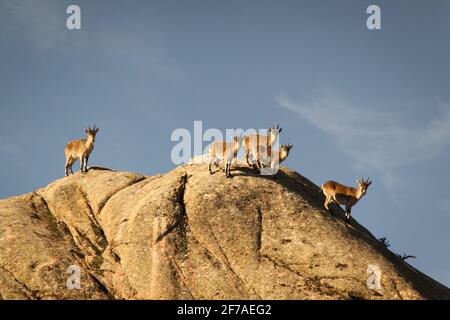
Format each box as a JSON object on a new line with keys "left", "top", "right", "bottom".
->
{"left": 64, "top": 125, "right": 99, "bottom": 176}
{"left": 243, "top": 124, "right": 282, "bottom": 169}
{"left": 208, "top": 136, "right": 242, "bottom": 178}
{"left": 320, "top": 178, "right": 372, "bottom": 220}
{"left": 257, "top": 144, "right": 293, "bottom": 171}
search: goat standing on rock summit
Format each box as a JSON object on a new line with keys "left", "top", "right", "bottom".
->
{"left": 64, "top": 125, "right": 99, "bottom": 176}
{"left": 321, "top": 178, "right": 372, "bottom": 220}
{"left": 208, "top": 135, "right": 242, "bottom": 178}
{"left": 257, "top": 143, "right": 293, "bottom": 172}
{"left": 243, "top": 124, "right": 282, "bottom": 170}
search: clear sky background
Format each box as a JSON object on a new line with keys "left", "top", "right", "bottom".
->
{"left": 1, "top": 0, "right": 450, "bottom": 287}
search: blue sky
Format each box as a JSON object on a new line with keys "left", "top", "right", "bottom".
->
{"left": 1, "top": 0, "right": 450, "bottom": 287}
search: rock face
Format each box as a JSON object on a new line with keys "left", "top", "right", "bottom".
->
{"left": 0, "top": 165, "right": 449, "bottom": 300}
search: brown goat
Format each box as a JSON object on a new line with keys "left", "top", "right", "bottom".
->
{"left": 242, "top": 124, "right": 282, "bottom": 169}
{"left": 321, "top": 178, "right": 372, "bottom": 220}
{"left": 64, "top": 125, "right": 99, "bottom": 176}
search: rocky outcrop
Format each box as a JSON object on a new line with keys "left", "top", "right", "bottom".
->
{"left": 0, "top": 165, "right": 449, "bottom": 300}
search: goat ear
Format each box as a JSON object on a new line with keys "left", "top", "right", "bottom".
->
{"left": 95, "top": 128, "right": 99, "bottom": 133}
{"left": 84, "top": 128, "right": 89, "bottom": 134}
{"left": 279, "top": 127, "right": 282, "bottom": 133}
